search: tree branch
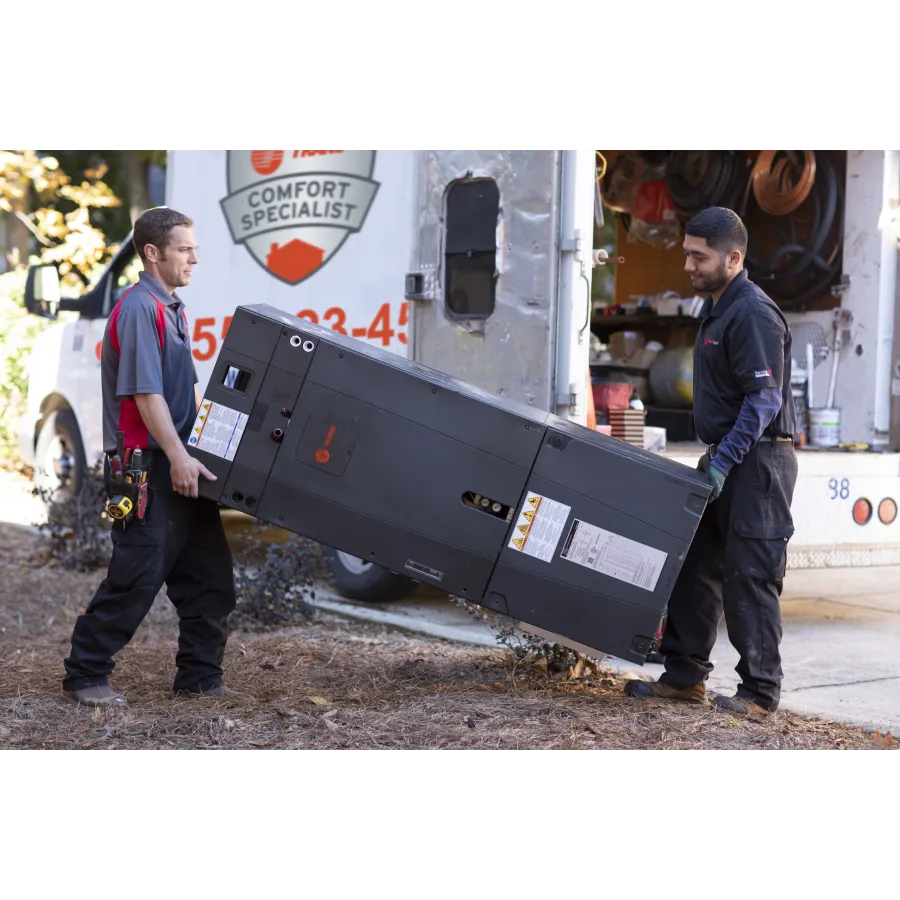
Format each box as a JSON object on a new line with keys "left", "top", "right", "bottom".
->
{"left": 13, "top": 210, "right": 52, "bottom": 247}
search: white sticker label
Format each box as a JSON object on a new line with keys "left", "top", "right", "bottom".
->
{"left": 188, "top": 398, "right": 249, "bottom": 461}
{"left": 560, "top": 519, "right": 668, "bottom": 592}
{"left": 508, "top": 491, "right": 571, "bottom": 563}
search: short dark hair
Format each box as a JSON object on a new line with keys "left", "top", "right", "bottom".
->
{"left": 685, "top": 207, "right": 748, "bottom": 256}
{"left": 133, "top": 207, "right": 193, "bottom": 262}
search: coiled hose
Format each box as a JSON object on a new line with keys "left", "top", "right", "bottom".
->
{"left": 746, "top": 150, "right": 816, "bottom": 216}
{"left": 745, "top": 151, "right": 843, "bottom": 310}
{"left": 666, "top": 151, "right": 750, "bottom": 221}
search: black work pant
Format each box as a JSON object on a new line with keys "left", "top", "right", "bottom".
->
{"left": 63, "top": 454, "right": 236, "bottom": 693}
{"left": 659, "top": 439, "right": 798, "bottom": 711}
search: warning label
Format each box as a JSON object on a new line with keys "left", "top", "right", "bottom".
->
{"left": 560, "top": 519, "right": 667, "bottom": 592}
{"left": 188, "top": 399, "right": 248, "bottom": 461}
{"left": 507, "top": 491, "right": 571, "bottom": 563}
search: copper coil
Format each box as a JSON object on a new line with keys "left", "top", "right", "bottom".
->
{"left": 748, "top": 150, "right": 816, "bottom": 216}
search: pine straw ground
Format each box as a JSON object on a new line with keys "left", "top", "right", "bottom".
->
{"left": 0, "top": 523, "right": 891, "bottom": 751}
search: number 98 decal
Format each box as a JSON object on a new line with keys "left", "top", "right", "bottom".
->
{"left": 828, "top": 478, "right": 850, "bottom": 500}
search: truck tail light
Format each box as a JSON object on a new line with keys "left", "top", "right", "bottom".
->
{"left": 853, "top": 498, "right": 873, "bottom": 526}
{"left": 878, "top": 498, "right": 897, "bottom": 525}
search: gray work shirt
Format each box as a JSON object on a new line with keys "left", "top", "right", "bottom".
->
{"left": 100, "top": 271, "right": 198, "bottom": 453}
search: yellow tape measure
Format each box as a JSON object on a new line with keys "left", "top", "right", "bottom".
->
{"left": 107, "top": 495, "right": 134, "bottom": 520}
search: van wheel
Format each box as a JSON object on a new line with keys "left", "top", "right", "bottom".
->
{"left": 323, "top": 548, "right": 414, "bottom": 603}
{"left": 34, "top": 409, "right": 86, "bottom": 503}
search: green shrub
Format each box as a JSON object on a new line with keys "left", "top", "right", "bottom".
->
{"left": 0, "top": 271, "right": 51, "bottom": 468}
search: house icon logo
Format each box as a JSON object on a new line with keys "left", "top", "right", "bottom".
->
{"left": 220, "top": 151, "right": 380, "bottom": 286}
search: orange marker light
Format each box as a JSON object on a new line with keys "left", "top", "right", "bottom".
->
{"left": 878, "top": 498, "right": 897, "bottom": 526}
{"left": 853, "top": 498, "right": 873, "bottom": 526}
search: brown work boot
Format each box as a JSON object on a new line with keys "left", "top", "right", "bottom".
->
{"left": 712, "top": 693, "right": 773, "bottom": 717}
{"left": 63, "top": 684, "right": 127, "bottom": 707}
{"left": 624, "top": 678, "right": 706, "bottom": 704}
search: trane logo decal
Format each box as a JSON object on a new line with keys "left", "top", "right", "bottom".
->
{"left": 315, "top": 424, "right": 337, "bottom": 464}
{"left": 221, "top": 150, "right": 380, "bottom": 286}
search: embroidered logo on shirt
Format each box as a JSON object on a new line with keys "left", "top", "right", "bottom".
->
{"left": 704, "top": 338, "right": 719, "bottom": 346}
{"left": 755, "top": 369, "right": 773, "bottom": 378}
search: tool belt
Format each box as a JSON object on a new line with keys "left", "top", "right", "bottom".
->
{"left": 106, "top": 431, "right": 153, "bottom": 526}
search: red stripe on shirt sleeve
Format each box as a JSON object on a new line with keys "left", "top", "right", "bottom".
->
{"left": 108, "top": 284, "right": 138, "bottom": 356}
{"left": 156, "top": 301, "right": 167, "bottom": 349}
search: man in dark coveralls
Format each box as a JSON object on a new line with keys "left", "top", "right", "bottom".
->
{"left": 62, "top": 208, "right": 237, "bottom": 706}
{"left": 626, "top": 207, "right": 798, "bottom": 716}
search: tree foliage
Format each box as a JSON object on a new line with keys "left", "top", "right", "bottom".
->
{"left": 0, "top": 150, "right": 147, "bottom": 465}
{"left": 1, "top": 150, "right": 124, "bottom": 283}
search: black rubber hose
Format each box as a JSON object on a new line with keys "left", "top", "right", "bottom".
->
{"left": 666, "top": 151, "right": 750, "bottom": 220}
{"left": 745, "top": 152, "right": 844, "bottom": 310}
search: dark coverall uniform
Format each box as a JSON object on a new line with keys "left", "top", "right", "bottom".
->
{"left": 659, "top": 270, "right": 797, "bottom": 711}
{"left": 63, "top": 272, "right": 236, "bottom": 695}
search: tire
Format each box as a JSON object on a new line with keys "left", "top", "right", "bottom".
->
{"left": 33, "top": 409, "right": 87, "bottom": 503}
{"left": 323, "top": 547, "right": 414, "bottom": 603}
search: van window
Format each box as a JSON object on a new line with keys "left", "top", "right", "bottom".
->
{"left": 444, "top": 179, "right": 499, "bottom": 319}
{"left": 104, "top": 247, "right": 141, "bottom": 315}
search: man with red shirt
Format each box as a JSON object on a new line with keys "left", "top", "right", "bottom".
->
{"left": 62, "top": 208, "right": 237, "bottom": 706}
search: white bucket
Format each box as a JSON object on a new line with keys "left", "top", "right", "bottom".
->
{"left": 809, "top": 407, "right": 841, "bottom": 447}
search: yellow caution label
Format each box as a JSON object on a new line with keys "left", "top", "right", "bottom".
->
{"left": 523, "top": 510, "right": 535, "bottom": 523}
{"left": 528, "top": 496, "right": 540, "bottom": 508}
{"left": 512, "top": 537, "right": 525, "bottom": 550}
{"left": 518, "top": 524, "right": 530, "bottom": 535}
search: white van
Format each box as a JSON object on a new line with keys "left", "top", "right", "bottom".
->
{"left": 18, "top": 149, "right": 900, "bottom": 597}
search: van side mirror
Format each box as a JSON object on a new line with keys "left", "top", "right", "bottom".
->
{"left": 24, "top": 264, "right": 61, "bottom": 319}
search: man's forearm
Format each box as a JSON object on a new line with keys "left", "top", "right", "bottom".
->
{"left": 712, "top": 387, "right": 783, "bottom": 476}
{"left": 134, "top": 393, "right": 189, "bottom": 462}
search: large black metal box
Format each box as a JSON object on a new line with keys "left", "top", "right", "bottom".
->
{"left": 187, "top": 304, "right": 710, "bottom": 663}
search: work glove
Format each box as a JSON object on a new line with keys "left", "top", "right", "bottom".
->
{"left": 697, "top": 453, "right": 726, "bottom": 501}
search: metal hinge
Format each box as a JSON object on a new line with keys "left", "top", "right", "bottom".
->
{"left": 560, "top": 228, "right": 585, "bottom": 261}
{"left": 556, "top": 382, "right": 581, "bottom": 415}
{"left": 405, "top": 271, "right": 436, "bottom": 302}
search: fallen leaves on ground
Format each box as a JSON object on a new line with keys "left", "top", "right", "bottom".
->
{"left": 0, "top": 522, "right": 893, "bottom": 751}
